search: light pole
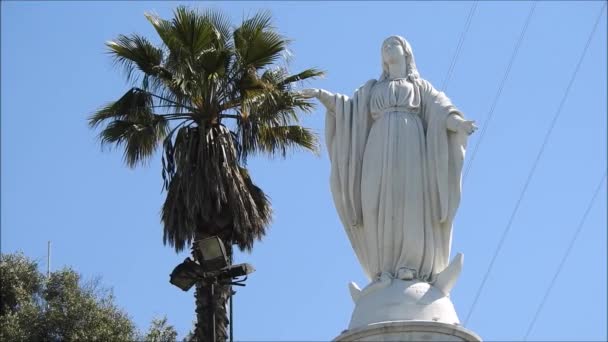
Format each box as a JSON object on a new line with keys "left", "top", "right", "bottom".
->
{"left": 169, "top": 236, "right": 254, "bottom": 342}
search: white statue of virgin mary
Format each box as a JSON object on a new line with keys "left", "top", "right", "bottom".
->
{"left": 303, "top": 35, "right": 476, "bottom": 307}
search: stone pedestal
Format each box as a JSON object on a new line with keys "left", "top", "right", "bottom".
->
{"left": 334, "top": 321, "right": 481, "bottom": 342}
{"left": 348, "top": 280, "right": 460, "bottom": 329}
{"left": 338, "top": 278, "right": 482, "bottom": 341}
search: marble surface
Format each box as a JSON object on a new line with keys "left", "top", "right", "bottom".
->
{"left": 334, "top": 321, "right": 482, "bottom": 342}
{"left": 302, "top": 35, "right": 479, "bottom": 339}
{"left": 348, "top": 279, "right": 460, "bottom": 330}
{"left": 303, "top": 35, "right": 476, "bottom": 286}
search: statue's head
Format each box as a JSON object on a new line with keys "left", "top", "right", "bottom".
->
{"left": 380, "top": 35, "right": 419, "bottom": 82}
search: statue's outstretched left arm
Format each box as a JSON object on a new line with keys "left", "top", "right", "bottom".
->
{"left": 418, "top": 79, "right": 477, "bottom": 135}
{"left": 446, "top": 114, "right": 477, "bottom": 135}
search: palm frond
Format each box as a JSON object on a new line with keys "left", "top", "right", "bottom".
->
{"left": 233, "top": 11, "right": 289, "bottom": 70}
{"left": 98, "top": 115, "right": 169, "bottom": 168}
{"left": 144, "top": 11, "right": 181, "bottom": 53}
{"left": 240, "top": 124, "right": 319, "bottom": 160}
{"left": 161, "top": 125, "right": 271, "bottom": 252}
{"left": 232, "top": 68, "right": 320, "bottom": 161}
{"left": 199, "top": 8, "right": 233, "bottom": 50}
{"left": 145, "top": 8, "right": 207, "bottom": 103}
{"left": 88, "top": 88, "right": 154, "bottom": 128}
{"left": 106, "top": 34, "right": 166, "bottom": 83}
{"left": 279, "top": 68, "right": 325, "bottom": 87}
{"left": 89, "top": 87, "right": 171, "bottom": 167}
{"left": 146, "top": 7, "right": 234, "bottom": 114}
{"left": 171, "top": 6, "right": 221, "bottom": 59}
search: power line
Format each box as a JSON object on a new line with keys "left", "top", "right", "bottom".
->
{"left": 462, "top": 1, "right": 537, "bottom": 183}
{"left": 463, "top": 2, "right": 606, "bottom": 326}
{"left": 523, "top": 171, "right": 607, "bottom": 341}
{"left": 441, "top": 1, "right": 478, "bottom": 92}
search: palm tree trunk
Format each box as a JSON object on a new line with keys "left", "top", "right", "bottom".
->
{"left": 192, "top": 237, "right": 232, "bottom": 342}
{"left": 193, "top": 281, "right": 230, "bottom": 341}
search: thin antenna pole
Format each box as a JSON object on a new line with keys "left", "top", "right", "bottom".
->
{"left": 47, "top": 241, "right": 51, "bottom": 279}
{"left": 230, "top": 288, "right": 234, "bottom": 342}
{"left": 229, "top": 251, "right": 234, "bottom": 342}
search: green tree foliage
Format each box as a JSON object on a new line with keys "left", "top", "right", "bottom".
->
{"left": 0, "top": 252, "right": 179, "bottom": 342}
{"left": 89, "top": 6, "right": 322, "bottom": 341}
{"left": 141, "top": 316, "right": 179, "bottom": 342}
{"left": 0, "top": 253, "right": 44, "bottom": 341}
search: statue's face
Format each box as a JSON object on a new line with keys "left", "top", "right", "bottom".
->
{"left": 382, "top": 37, "right": 405, "bottom": 65}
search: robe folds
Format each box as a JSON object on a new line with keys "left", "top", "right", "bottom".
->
{"left": 325, "top": 78, "right": 467, "bottom": 282}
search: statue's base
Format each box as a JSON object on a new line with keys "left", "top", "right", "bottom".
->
{"left": 334, "top": 321, "right": 482, "bottom": 342}
{"left": 348, "top": 279, "right": 460, "bottom": 329}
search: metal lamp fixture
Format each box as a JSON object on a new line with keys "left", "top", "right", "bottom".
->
{"left": 169, "top": 235, "right": 256, "bottom": 342}
{"left": 169, "top": 257, "right": 202, "bottom": 291}
{"left": 169, "top": 236, "right": 255, "bottom": 291}
{"left": 217, "top": 263, "right": 256, "bottom": 281}
{"left": 196, "top": 236, "right": 229, "bottom": 271}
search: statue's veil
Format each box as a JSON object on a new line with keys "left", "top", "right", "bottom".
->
{"left": 379, "top": 35, "right": 420, "bottom": 82}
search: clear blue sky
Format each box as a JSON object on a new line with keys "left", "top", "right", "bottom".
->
{"left": 2, "top": 1, "right": 606, "bottom": 341}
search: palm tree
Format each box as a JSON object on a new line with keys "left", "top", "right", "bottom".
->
{"left": 88, "top": 6, "right": 322, "bottom": 341}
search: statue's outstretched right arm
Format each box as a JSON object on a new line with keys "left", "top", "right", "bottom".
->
{"left": 300, "top": 88, "right": 336, "bottom": 113}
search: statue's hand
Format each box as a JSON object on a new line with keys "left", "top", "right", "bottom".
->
{"left": 299, "top": 88, "right": 336, "bottom": 112}
{"left": 299, "top": 88, "right": 320, "bottom": 99}
{"left": 458, "top": 120, "right": 478, "bottom": 135}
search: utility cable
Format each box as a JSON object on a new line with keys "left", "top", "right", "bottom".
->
{"left": 463, "top": 2, "right": 537, "bottom": 183}
{"left": 441, "top": 1, "right": 478, "bottom": 92}
{"left": 523, "top": 172, "right": 607, "bottom": 341}
{"left": 463, "top": 1, "right": 606, "bottom": 326}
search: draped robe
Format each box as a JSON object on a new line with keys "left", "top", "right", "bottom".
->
{"left": 325, "top": 78, "right": 467, "bottom": 282}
